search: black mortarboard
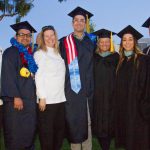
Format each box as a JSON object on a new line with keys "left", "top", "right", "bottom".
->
{"left": 93, "top": 29, "right": 116, "bottom": 38}
{"left": 117, "top": 25, "right": 143, "bottom": 40}
{"left": 68, "top": 6, "right": 93, "bottom": 19}
{"left": 142, "top": 17, "right": 150, "bottom": 28}
{"left": 10, "top": 21, "right": 36, "bottom": 33}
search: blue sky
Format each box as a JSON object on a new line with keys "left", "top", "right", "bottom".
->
{"left": 0, "top": 0, "right": 150, "bottom": 49}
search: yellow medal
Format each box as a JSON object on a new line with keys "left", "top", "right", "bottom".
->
{"left": 20, "top": 67, "right": 30, "bottom": 78}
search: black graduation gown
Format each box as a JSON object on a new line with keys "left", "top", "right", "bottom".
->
{"left": 114, "top": 54, "right": 150, "bottom": 150}
{"left": 93, "top": 52, "right": 119, "bottom": 138}
{"left": 1, "top": 46, "right": 37, "bottom": 149}
{"left": 0, "top": 105, "right": 2, "bottom": 133}
{"left": 59, "top": 35, "right": 95, "bottom": 143}
{"left": 143, "top": 45, "right": 150, "bottom": 55}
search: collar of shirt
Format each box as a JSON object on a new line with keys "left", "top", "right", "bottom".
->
{"left": 98, "top": 51, "right": 111, "bottom": 57}
{"left": 73, "top": 32, "right": 85, "bottom": 41}
{"left": 124, "top": 50, "right": 134, "bottom": 57}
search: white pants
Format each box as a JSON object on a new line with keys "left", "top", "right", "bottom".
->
{"left": 71, "top": 103, "right": 92, "bottom": 150}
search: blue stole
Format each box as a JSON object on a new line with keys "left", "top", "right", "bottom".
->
{"left": 64, "top": 34, "right": 81, "bottom": 93}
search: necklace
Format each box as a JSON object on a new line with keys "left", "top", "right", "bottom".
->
{"left": 10, "top": 37, "right": 38, "bottom": 74}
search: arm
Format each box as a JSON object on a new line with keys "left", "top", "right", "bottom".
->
{"left": 59, "top": 37, "right": 67, "bottom": 60}
{"left": 1, "top": 47, "right": 20, "bottom": 97}
{"left": 1, "top": 47, "right": 24, "bottom": 110}
{"left": 138, "top": 56, "right": 150, "bottom": 121}
{"left": 34, "top": 51, "right": 46, "bottom": 111}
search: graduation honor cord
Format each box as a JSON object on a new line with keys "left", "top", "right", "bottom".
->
{"left": 10, "top": 37, "right": 38, "bottom": 77}
{"left": 64, "top": 33, "right": 81, "bottom": 93}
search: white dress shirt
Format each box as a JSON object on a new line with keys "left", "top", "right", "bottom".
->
{"left": 34, "top": 47, "right": 66, "bottom": 104}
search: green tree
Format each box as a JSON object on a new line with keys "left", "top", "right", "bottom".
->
{"left": 0, "top": 0, "right": 34, "bottom": 22}
{"left": 58, "top": 0, "right": 66, "bottom": 2}
{"left": 0, "top": 0, "right": 67, "bottom": 22}
{"left": 89, "top": 20, "right": 96, "bottom": 32}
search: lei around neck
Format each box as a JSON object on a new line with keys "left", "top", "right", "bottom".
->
{"left": 10, "top": 37, "right": 38, "bottom": 74}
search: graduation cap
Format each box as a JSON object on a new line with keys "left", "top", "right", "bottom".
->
{"left": 94, "top": 29, "right": 116, "bottom": 52}
{"left": 68, "top": 6, "right": 93, "bottom": 33}
{"left": 68, "top": 6, "right": 93, "bottom": 19}
{"left": 10, "top": 21, "right": 36, "bottom": 33}
{"left": 93, "top": 29, "right": 116, "bottom": 38}
{"left": 142, "top": 17, "right": 150, "bottom": 28}
{"left": 117, "top": 25, "right": 143, "bottom": 40}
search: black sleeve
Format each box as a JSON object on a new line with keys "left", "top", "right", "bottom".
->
{"left": 59, "top": 37, "right": 66, "bottom": 60}
{"left": 1, "top": 47, "right": 21, "bottom": 98}
{"left": 138, "top": 56, "right": 150, "bottom": 121}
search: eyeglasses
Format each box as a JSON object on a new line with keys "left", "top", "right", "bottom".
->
{"left": 42, "top": 25, "right": 55, "bottom": 31}
{"left": 17, "top": 33, "right": 32, "bottom": 38}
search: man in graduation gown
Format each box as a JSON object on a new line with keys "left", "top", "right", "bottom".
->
{"left": 142, "top": 17, "right": 150, "bottom": 55}
{"left": 59, "top": 7, "right": 95, "bottom": 150}
{"left": 1, "top": 21, "right": 37, "bottom": 150}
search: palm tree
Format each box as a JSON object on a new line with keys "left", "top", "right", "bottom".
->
{"left": 0, "top": 0, "right": 34, "bottom": 22}
{"left": 0, "top": 0, "right": 67, "bottom": 22}
{"left": 15, "top": 0, "right": 34, "bottom": 23}
{"left": 58, "top": 0, "right": 66, "bottom": 2}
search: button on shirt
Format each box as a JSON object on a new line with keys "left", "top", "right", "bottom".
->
{"left": 34, "top": 47, "right": 66, "bottom": 104}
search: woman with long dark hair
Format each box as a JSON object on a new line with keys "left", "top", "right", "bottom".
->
{"left": 115, "top": 25, "right": 150, "bottom": 150}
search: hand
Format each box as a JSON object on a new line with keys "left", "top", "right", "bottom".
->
{"left": 14, "top": 97, "right": 23, "bottom": 110}
{"left": 39, "top": 99, "right": 46, "bottom": 111}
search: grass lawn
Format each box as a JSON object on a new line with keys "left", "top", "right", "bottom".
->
{"left": 0, "top": 131, "right": 125, "bottom": 150}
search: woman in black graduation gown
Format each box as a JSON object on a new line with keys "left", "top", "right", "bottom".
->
{"left": 93, "top": 29, "right": 119, "bottom": 150}
{"left": 115, "top": 25, "right": 150, "bottom": 150}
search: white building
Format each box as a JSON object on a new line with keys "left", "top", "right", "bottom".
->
{"left": 138, "top": 38, "right": 150, "bottom": 50}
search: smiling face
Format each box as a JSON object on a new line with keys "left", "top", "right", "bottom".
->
{"left": 98, "top": 38, "right": 111, "bottom": 53}
{"left": 122, "top": 33, "right": 134, "bottom": 51}
{"left": 43, "top": 29, "right": 56, "bottom": 48}
{"left": 16, "top": 29, "right": 32, "bottom": 47}
{"left": 72, "top": 15, "right": 86, "bottom": 33}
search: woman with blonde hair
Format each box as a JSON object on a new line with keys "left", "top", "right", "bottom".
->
{"left": 93, "top": 29, "right": 119, "bottom": 150}
{"left": 115, "top": 25, "right": 150, "bottom": 150}
{"left": 34, "top": 25, "right": 66, "bottom": 150}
